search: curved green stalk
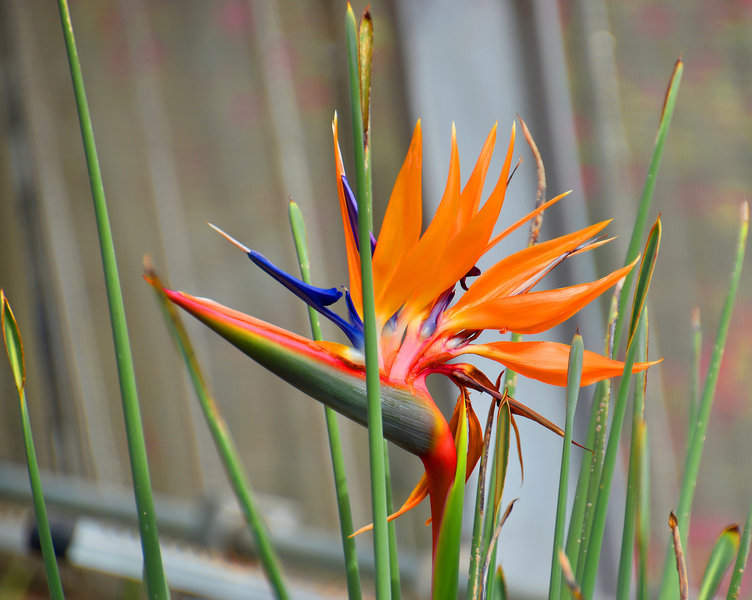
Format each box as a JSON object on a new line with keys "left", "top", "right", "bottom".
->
{"left": 289, "top": 201, "right": 362, "bottom": 599}
{"left": 345, "top": 5, "right": 390, "bottom": 597}
{"left": 55, "top": 2, "right": 168, "bottom": 597}
{"left": 2, "top": 294, "right": 65, "bottom": 600}
{"left": 658, "top": 202, "right": 749, "bottom": 599}
{"left": 548, "top": 334, "right": 583, "bottom": 600}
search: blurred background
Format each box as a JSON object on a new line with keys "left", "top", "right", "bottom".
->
{"left": 0, "top": 0, "right": 750, "bottom": 598}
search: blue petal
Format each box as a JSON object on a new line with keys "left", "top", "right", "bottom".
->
{"left": 341, "top": 175, "right": 376, "bottom": 255}
{"left": 249, "top": 251, "right": 341, "bottom": 306}
{"left": 249, "top": 250, "right": 364, "bottom": 348}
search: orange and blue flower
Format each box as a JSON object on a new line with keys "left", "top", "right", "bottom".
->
{"left": 149, "top": 117, "right": 654, "bottom": 549}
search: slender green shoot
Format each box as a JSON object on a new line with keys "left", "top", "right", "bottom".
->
{"left": 467, "top": 401, "right": 499, "bottom": 598}
{"left": 697, "top": 525, "right": 741, "bottom": 600}
{"left": 55, "top": 2, "right": 168, "bottom": 597}
{"left": 616, "top": 316, "right": 648, "bottom": 599}
{"left": 580, "top": 218, "right": 661, "bottom": 598}
{"left": 548, "top": 334, "right": 583, "bottom": 600}
{"left": 2, "top": 293, "right": 65, "bottom": 600}
{"left": 567, "top": 282, "right": 620, "bottom": 586}
{"left": 432, "top": 395, "right": 469, "bottom": 599}
{"left": 612, "top": 58, "right": 682, "bottom": 355}
{"left": 145, "top": 266, "right": 289, "bottom": 600}
{"left": 493, "top": 567, "right": 508, "bottom": 600}
{"left": 289, "top": 201, "right": 362, "bottom": 599}
{"left": 345, "top": 5, "right": 390, "bottom": 596}
{"left": 727, "top": 497, "right": 752, "bottom": 599}
{"left": 481, "top": 398, "right": 512, "bottom": 600}
{"left": 689, "top": 307, "right": 702, "bottom": 440}
{"left": 658, "top": 202, "right": 749, "bottom": 599}
{"left": 635, "top": 420, "right": 650, "bottom": 600}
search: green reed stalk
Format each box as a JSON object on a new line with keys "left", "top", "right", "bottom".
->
{"left": 289, "top": 201, "right": 362, "bottom": 599}
{"left": 345, "top": 5, "right": 390, "bottom": 597}
{"left": 2, "top": 294, "right": 65, "bottom": 600}
{"left": 55, "top": 2, "right": 168, "bottom": 597}
{"left": 548, "top": 334, "right": 583, "bottom": 600}
{"left": 658, "top": 202, "right": 748, "bottom": 599}
{"left": 615, "top": 316, "right": 648, "bottom": 599}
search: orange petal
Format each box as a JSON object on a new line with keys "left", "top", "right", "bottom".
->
{"left": 444, "top": 259, "right": 636, "bottom": 335}
{"left": 485, "top": 190, "right": 571, "bottom": 252}
{"left": 454, "top": 220, "right": 612, "bottom": 312}
{"left": 453, "top": 124, "right": 498, "bottom": 235}
{"left": 373, "top": 121, "right": 423, "bottom": 310}
{"left": 402, "top": 124, "right": 517, "bottom": 319}
{"left": 374, "top": 125, "right": 462, "bottom": 321}
{"left": 332, "top": 116, "right": 362, "bottom": 314}
{"left": 456, "top": 340, "right": 659, "bottom": 387}
{"left": 351, "top": 475, "right": 429, "bottom": 537}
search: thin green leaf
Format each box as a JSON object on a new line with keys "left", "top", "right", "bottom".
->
{"left": 616, "top": 316, "right": 648, "bottom": 600}
{"left": 345, "top": 5, "right": 390, "bottom": 597}
{"left": 56, "top": 2, "right": 168, "bottom": 597}
{"left": 482, "top": 500, "right": 517, "bottom": 600}
{"left": 612, "top": 58, "right": 682, "bottom": 356}
{"left": 468, "top": 400, "right": 499, "bottom": 599}
{"left": 549, "top": 334, "right": 584, "bottom": 600}
{"left": 635, "top": 420, "right": 651, "bottom": 600}
{"left": 493, "top": 566, "right": 508, "bottom": 600}
{"left": 432, "top": 395, "right": 469, "bottom": 599}
{"left": 689, "top": 307, "right": 702, "bottom": 441}
{"left": 580, "top": 219, "right": 662, "bottom": 598}
{"left": 727, "top": 497, "right": 752, "bottom": 599}
{"left": 383, "top": 443, "right": 401, "bottom": 600}
{"left": 628, "top": 219, "right": 661, "bottom": 346}
{"left": 288, "top": 201, "right": 362, "bottom": 600}
{"left": 1, "top": 291, "right": 24, "bottom": 393}
{"left": 659, "top": 202, "right": 748, "bottom": 599}
{"left": 146, "top": 265, "right": 289, "bottom": 600}
{"left": 2, "top": 293, "right": 65, "bottom": 600}
{"left": 567, "top": 282, "right": 620, "bottom": 588}
{"left": 697, "top": 525, "right": 741, "bottom": 600}
{"left": 481, "top": 399, "right": 512, "bottom": 600}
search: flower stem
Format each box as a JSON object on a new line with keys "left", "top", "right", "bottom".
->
{"left": 288, "top": 201, "right": 362, "bottom": 599}
{"left": 345, "top": 5, "right": 391, "bottom": 597}
{"left": 548, "top": 334, "right": 583, "bottom": 600}
{"left": 2, "top": 294, "right": 65, "bottom": 600}
{"left": 55, "top": 2, "right": 168, "bottom": 597}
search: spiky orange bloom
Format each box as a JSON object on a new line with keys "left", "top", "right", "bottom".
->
{"left": 151, "top": 118, "right": 654, "bottom": 551}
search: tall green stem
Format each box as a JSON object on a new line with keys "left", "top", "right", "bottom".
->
{"left": 55, "top": 2, "right": 168, "bottom": 597}
{"left": 345, "top": 5, "right": 390, "bottom": 597}
{"left": 548, "top": 334, "right": 583, "bottom": 600}
{"left": 658, "top": 202, "right": 748, "bottom": 599}
{"left": 289, "top": 202, "right": 362, "bottom": 599}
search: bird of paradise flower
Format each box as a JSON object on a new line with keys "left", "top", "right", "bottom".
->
{"left": 148, "top": 117, "right": 654, "bottom": 552}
